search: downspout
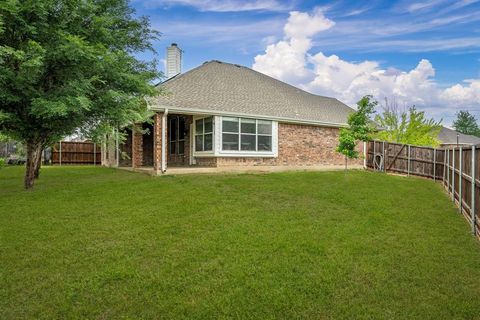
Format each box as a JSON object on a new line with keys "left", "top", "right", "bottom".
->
{"left": 161, "top": 108, "right": 169, "bottom": 173}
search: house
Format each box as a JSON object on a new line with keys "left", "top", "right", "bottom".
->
{"left": 438, "top": 126, "right": 480, "bottom": 148}
{"left": 112, "top": 44, "right": 364, "bottom": 173}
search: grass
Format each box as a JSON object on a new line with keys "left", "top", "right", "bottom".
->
{"left": 1, "top": 166, "right": 480, "bottom": 319}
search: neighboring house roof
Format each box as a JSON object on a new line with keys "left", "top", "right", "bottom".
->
{"left": 438, "top": 126, "right": 480, "bottom": 145}
{"left": 151, "top": 60, "right": 355, "bottom": 127}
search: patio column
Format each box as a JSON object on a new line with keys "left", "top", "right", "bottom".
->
{"left": 132, "top": 123, "right": 143, "bottom": 168}
{"left": 153, "top": 111, "right": 167, "bottom": 173}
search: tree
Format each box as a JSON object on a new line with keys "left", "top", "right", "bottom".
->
{"left": 453, "top": 111, "right": 480, "bottom": 137}
{"left": 374, "top": 100, "right": 442, "bottom": 147}
{"left": 0, "top": 0, "right": 160, "bottom": 188}
{"left": 337, "top": 95, "right": 376, "bottom": 168}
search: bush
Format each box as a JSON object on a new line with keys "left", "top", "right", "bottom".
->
{"left": 0, "top": 158, "right": 5, "bottom": 169}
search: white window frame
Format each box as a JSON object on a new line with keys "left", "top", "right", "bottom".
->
{"left": 193, "top": 116, "right": 214, "bottom": 155}
{"left": 216, "top": 116, "right": 278, "bottom": 157}
{"left": 192, "top": 115, "right": 278, "bottom": 158}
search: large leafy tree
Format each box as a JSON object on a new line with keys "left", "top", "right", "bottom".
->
{"left": 0, "top": 0, "right": 160, "bottom": 188}
{"left": 453, "top": 111, "right": 480, "bottom": 137}
{"left": 374, "top": 102, "right": 442, "bottom": 147}
{"left": 337, "top": 95, "right": 376, "bottom": 167}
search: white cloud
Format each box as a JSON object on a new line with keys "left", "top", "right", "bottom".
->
{"left": 253, "top": 10, "right": 480, "bottom": 123}
{"left": 143, "top": 0, "right": 291, "bottom": 12}
{"left": 253, "top": 10, "right": 334, "bottom": 84}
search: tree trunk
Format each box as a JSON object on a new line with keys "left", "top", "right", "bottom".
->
{"left": 34, "top": 148, "right": 43, "bottom": 179}
{"left": 24, "top": 141, "right": 42, "bottom": 189}
{"left": 345, "top": 156, "right": 348, "bottom": 171}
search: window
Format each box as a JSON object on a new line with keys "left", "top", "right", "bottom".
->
{"left": 221, "top": 117, "right": 272, "bottom": 152}
{"left": 195, "top": 117, "right": 213, "bottom": 152}
{"left": 169, "top": 116, "right": 186, "bottom": 155}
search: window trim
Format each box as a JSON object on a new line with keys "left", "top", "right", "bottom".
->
{"left": 217, "top": 116, "right": 277, "bottom": 157}
{"left": 192, "top": 115, "right": 278, "bottom": 158}
{"left": 194, "top": 116, "right": 214, "bottom": 153}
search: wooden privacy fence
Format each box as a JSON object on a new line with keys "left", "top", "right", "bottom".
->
{"left": 52, "top": 141, "right": 101, "bottom": 165}
{"left": 366, "top": 140, "right": 479, "bottom": 237}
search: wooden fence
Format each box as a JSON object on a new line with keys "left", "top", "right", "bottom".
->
{"left": 366, "top": 140, "right": 479, "bottom": 237}
{"left": 52, "top": 141, "right": 101, "bottom": 165}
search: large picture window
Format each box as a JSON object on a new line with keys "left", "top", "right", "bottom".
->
{"left": 195, "top": 117, "right": 213, "bottom": 152}
{"left": 222, "top": 117, "right": 272, "bottom": 152}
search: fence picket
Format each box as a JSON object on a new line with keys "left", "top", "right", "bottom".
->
{"left": 472, "top": 146, "right": 476, "bottom": 235}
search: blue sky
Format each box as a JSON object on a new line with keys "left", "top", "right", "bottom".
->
{"left": 132, "top": 0, "right": 480, "bottom": 125}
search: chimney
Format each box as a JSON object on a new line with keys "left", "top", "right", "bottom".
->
{"left": 166, "top": 43, "right": 182, "bottom": 79}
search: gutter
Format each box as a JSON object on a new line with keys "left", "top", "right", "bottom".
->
{"left": 149, "top": 105, "right": 349, "bottom": 128}
{"left": 161, "top": 108, "right": 168, "bottom": 173}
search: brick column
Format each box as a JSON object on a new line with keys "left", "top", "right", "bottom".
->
{"left": 132, "top": 123, "right": 143, "bottom": 168}
{"left": 153, "top": 112, "right": 164, "bottom": 172}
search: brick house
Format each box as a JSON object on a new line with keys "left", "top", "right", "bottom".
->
{"left": 115, "top": 59, "right": 364, "bottom": 174}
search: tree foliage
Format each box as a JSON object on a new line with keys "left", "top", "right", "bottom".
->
{"left": 337, "top": 95, "right": 376, "bottom": 160}
{"left": 0, "top": 0, "right": 161, "bottom": 188}
{"left": 374, "top": 100, "right": 442, "bottom": 147}
{"left": 453, "top": 111, "right": 480, "bottom": 137}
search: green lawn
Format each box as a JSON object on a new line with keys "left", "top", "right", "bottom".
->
{"left": 1, "top": 166, "right": 479, "bottom": 319}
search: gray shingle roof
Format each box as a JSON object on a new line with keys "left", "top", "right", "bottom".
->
{"left": 438, "top": 127, "right": 480, "bottom": 145}
{"left": 152, "top": 60, "right": 355, "bottom": 126}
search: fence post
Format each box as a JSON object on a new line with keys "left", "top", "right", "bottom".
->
{"left": 363, "top": 142, "right": 367, "bottom": 169}
{"left": 382, "top": 141, "right": 386, "bottom": 172}
{"left": 93, "top": 143, "right": 96, "bottom": 166}
{"left": 433, "top": 148, "right": 436, "bottom": 181}
{"left": 373, "top": 141, "right": 376, "bottom": 170}
{"left": 407, "top": 145, "right": 411, "bottom": 176}
{"left": 447, "top": 149, "right": 450, "bottom": 192}
{"left": 59, "top": 141, "right": 62, "bottom": 166}
{"left": 472, "top": 145, "right": 476, "bottom": 235}
{"left": 443, "top": 149, "right": 446, "bottom": 185}
{"left": 452, "top": 148, "right": 456, "bottom": 202}
{"left": 459, "top": 147, "right": 462, "bottom": 213}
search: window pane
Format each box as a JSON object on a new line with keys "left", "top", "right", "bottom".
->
{"left": 222, "top": 117, "right": 239, "bottom": 133}
{"left": 204, "top": 134, "right": 213, "bottom": 151}
{"left": 179, "top": 118, "right": 185, "bottom": 140}
{"left": 204, "top": 117, "right": 213, "bottom": 133}
{"left": 257, "top": 120, "right": 272, "bottom": 135}
{"left": 257, "top": 135, "right": 272, "bottom": 151}
{"left": 170, "top": 118, "right": 177, "bottom": 140}
{"left": 195, "top": 135, "right": 203, "bottom": 151}
{"left": 241, "top": 134, "right": 256, "bottom": 151}
{"left": 241, "top": 118, "right": 256, "bottom": 134}
{"left": 178, "top": 141, "right": 185, "bottom": 154}
{"left": 170, "top": 141, "right": 176, "bottom": 154}
{"left": 222, "top": 133, "right": 239, "bottom": 150}
{"left": 195, "top": 119, "right": 203, "bottom": 134}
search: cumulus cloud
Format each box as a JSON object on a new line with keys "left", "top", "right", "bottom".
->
{"left": 253, "top": 10, "right": 480, "bottom": 122}
{"left": 253, "top": 10, "right": 334, "bottom": 84}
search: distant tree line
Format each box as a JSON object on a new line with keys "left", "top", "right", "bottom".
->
{"left": 452, "top": 111, "right": 480, "bottom": 137}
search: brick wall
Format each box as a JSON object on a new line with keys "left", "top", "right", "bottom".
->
{"left": 275, "top": 123, "right": 362, "bottom": 166}
{"left": 153, "top": 112, "right": 163, "bottom": 172}
{"left": 194, "top": 157, "right": 218, "bottom": 167}
{"left": 132, "top": 123, "right": 143, "bottom": 168}
{"left": 211, "top": 123, "right": 363, "bottom": 167}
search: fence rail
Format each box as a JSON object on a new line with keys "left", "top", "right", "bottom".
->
{"left": 52, "top": 141, "right": 100, "bottom": 165}
{"left": 366, "top": 140, "right": 479, "bottom": 238}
